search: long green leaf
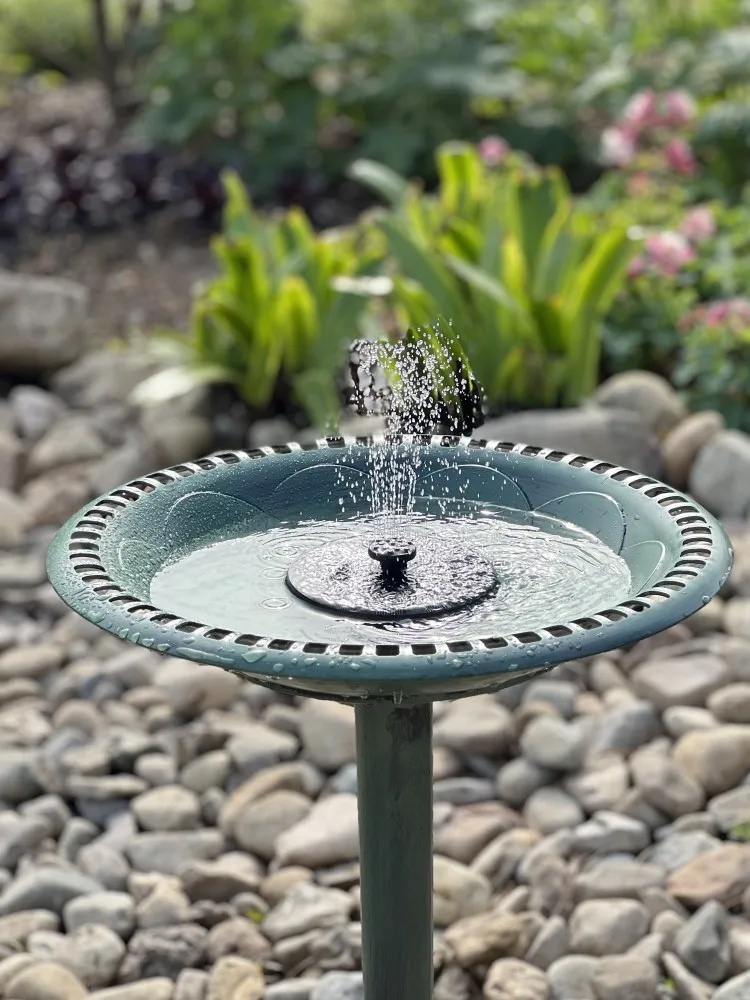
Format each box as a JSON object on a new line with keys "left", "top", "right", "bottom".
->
{"left": 348, "top": 159, "right": 410, "bottom": 209}
{"left": 380, "top": 218, "right": 470, "bottom": 330}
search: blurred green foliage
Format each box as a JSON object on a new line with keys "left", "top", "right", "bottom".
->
{"left": 136, "top": 170, "right": 378, "bottom": 429}
{"left": 356, "top": 143, "right": 635, "bottom": 409}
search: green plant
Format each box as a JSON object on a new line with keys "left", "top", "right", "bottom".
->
{"left": 674, "top": 299, "right": 750, "bottom": 430}
{"left": 352, "top": 142, "right": 636, "bottom": 410}
{"left": 134, "top": 171, "right": 377, "bottom": 428}
{"left": 603, "top": 273, "right": 696, "bottom": 377}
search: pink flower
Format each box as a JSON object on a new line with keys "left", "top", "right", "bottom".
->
{"left": 478, "top": 136, "right": 509, "bottom": 166}
{"left": 626, "top": 172, "right": 653, "bottom": 196}
{"left": 680, "top": 205, "right": 716, "bottom": 243}
{"left": 627, "top": 255, "right": 648, "bottom": 279}
{"left": 601, "top": 126, "right": 636, "bottom": 167}
{"left": 665, "top": 138, "right": 697, "bottom": 176}
{"left": 662, "top": 89, "right": 697, "bottom": 129}
{"left": 620, "top": 90, "right": 657, "bottom": 136}
{"left": 681, "top": 298, "right": 750, "bottom": 332}
{"left": 644, "top": 230, "right": 696, "bottom": 275}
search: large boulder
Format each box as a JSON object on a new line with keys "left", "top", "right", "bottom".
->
{"left": 480, "top": 406, "right": 661, "bottom": 476}
{"left": 689, "top": 430, "right": 750, "bottom": 518}
{"left": 0, "top": 272, "right": 88, "bottom": 371}
{"left": 594, "top": 371, "right": 687, "bottom": 437}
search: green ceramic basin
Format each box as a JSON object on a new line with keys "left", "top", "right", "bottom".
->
{"left": 46, "top": 435, "right": 733, "bottom": 704}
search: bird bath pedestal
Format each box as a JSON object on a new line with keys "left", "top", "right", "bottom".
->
{"left": 47, "top": 436, "right": 732, "bottom": 1000}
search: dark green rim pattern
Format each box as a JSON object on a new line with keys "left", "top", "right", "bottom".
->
{"left": 46, "top": 435, "right": 733, "bottom": 704}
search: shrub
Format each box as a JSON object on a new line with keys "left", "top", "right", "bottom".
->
{"left": 134, "top": 170, "right": 379, "bottom": 428}
{"left": 675, "top": 298, "right": 750, "bottom": 431}
{"left": 352, "top": 141, "right": 636, "bottom": 411}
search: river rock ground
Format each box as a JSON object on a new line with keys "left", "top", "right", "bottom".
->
{"left": 5, "top": 316, "right": 750, "bottom": 999}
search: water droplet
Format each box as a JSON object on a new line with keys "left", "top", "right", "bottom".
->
{"left": 272, "top": 662, "right": 284, "bottom": 672}
{"left": 242, "top": 650, "right": 267, "bottom": 664}
{"left": 156, "top": 643, "right": 170, "bottom": 653}
{"left": 701, "top": 595, "right": 711, "bottom": 605}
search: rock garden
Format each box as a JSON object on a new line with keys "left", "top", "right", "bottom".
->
{"left": 2, "top": 262, "right": 750, "bottom": 1000}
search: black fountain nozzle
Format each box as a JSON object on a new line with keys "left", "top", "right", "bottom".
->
{"left": 368, "top": 538, "right": 417, "bottom": 583}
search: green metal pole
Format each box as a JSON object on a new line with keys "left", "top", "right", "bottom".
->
{"left": 355, "top": 701, "right": 434, "bottom": 1000}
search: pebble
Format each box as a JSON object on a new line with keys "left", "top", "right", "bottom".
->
{"left": 443, "top": 909, "right": 531, "bottom": 968}
{"left": 630, "top": 747, "right": 705, "bottom": 817}
{"left": 433, "top": 699, "right": 514, "bottom": 757}
{"left": 181, "top": 858, "right": 262, "bottom": 904}
{"left": 298, "top": 702, "right": 356, "bottom": 772}
{"left": 309, "top": 973, "right": 363, "bottom": 1000}
{"left": 229, "top": 790, "right": 312, "bottom": 861}
{"left": 262, "top": 884, "right": 352, "bottom": 943}
{"left": 496, "top": 759, "right": 554, "bottom": 807}
{"left": 205, "top": 918, "right": 271, "bottom": 963}
{"left": 547, "top": 954, "right": 598, "bottom": 1000}
{"left": 715, "top": 969, "right": 750, "bottom": 1000}
{"left": 181, "top": 753, "right": 232, "bottom": 795}
{"left": 588, "top": 701, "right": 661, "bottom": 756}
{"left": 563, "top": 755, "right": 629, "bottom": 813}
{"left": 63, "top": 891, "right": 136, "bottom": 938}
{"left": 275, "top": 795, "right": 359, "bottom": 869}
{"left": 519, "top": 716, "right": 586, "bottom": 772}
{"left": 568, "top": 898, "right": 650, "bottom": 955}
{"left": 573, "top": 811, "right": 650, "bottom": 854}
{"left": 524, "top": 787, "right": 584, "bottom": 835}
{"left": 674, "top": 726, "right": 750, "bottom": 795}
{"left": 207, "top": 955, "right": 264, "bottom": 1000}
{"left": 669, "top": 845, "right": 750, "bottom": 909}
{"left": 663, "top": 706, "right": 718, "bottom": 738}
{"left": 710, "top": 787, "right": 750, "bottom": 833}
{"left": 433, "top": 856, "right": 492, "bottom": 927}
{"left": 662, "top": 953, "right": 712, "bottom": 1000}
{"left": 0, "top": 910, "right": 59, "bottom": 946}
{"left": 120, "top": 924, "right": 207, "bottom": 981}
{"left": 592, "top": 954, "right": 658, "bottom": 1000}
{"left": 132, "top": 786, "right": 202, "bottom": 832}
{"left": 35, "top": 922, "right": 126, "bottom": 988}
{"left": 574, "top": 859, "right": 665, "bottom": 899}
{"left": 631, "top": 653, "right": 731, "bottom": 709}
{"left": 483, "top": 958, "right": 549, "bottom": 1000}
{"left": 90, "top": 980, "right": 174, "bottom": 1000}
{"left": 525, "top": 915, "right": 568, "bottom": 970}
{"left": 643, "top": 831, "right": 721, "bottom": 873}
{"left": 266, "top": 983, "right": 313, "bottom": 1000}
{"left": 434, "top": 803, "right": 519, "bottom": 864}
{"left": 125, "top": 831, "right": 224, "bottom": 875}
{"left": 0, "top": 868, "right": 102, "bottom": 915}
{"left": 156, "top": 662, "right": 242, "bottom": 717}
{"left": 6, "top": 960, "right": 88, "bottom": 1000}
{"left": 675, "top": 899, "right": 731, "bottom": 983}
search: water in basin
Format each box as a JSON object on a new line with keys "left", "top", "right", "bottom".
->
{"left": 150, "top": 505, "right": 631, "bottom": 644}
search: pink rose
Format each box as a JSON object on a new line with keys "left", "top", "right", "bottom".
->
{"left": 620, "top": 90, "right": 657, "bottom": 137}
{"left": 478, "top": 136, "right": 509, "bottom": 166}
{"left": 680, "top": 205, "right": 716, "bottom": 243}
{"left": 665, "top": 138, "right": 697, "bottom": 176}
{"left": 644, "top": 231, "right": 696, "bottom": 276}
{"left": 662, "top": 90, "right": 697, "bottom": 129}
{"left": 601, "top": 126, "right": 636, "bottom": 167}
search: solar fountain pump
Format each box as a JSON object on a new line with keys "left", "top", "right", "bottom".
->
{"left": 47, "top": 338, "right": 732, "bottom": 1000}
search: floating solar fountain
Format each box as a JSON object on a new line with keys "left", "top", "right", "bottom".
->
{"left": 47, "top": 335, "right": 732, "bottom": 1000}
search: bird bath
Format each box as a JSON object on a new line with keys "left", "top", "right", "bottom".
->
{"left": 47, "top": 433, "right": 732, "bottom": 1000}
